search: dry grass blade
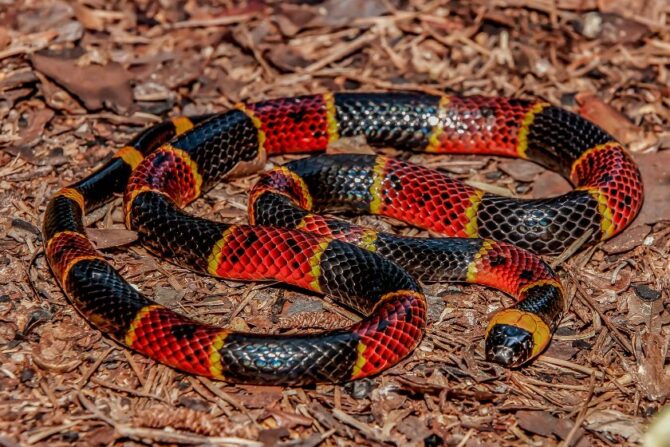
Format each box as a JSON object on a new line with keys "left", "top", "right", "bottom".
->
{"left": 303, "top": 32, "right": 379, "bottom": 73}
{"left": 332, "top": 409, "right": 391, "bottom": 444}
{"left": 559, "top": 375, "right": 596, "bottom": 447}
{"left": 90, "top": 377, "right": 167, "bottom": 402}
{"left": 568, "top": 271, "right": 635, "bottom": 355}
{"left": 550, "top": 228, "right": 594, "bottom": 269}
{"left": 2, "top": 1, "right": 666, "bottom": 446}
{"left": 115, "top": 426, "right": 264, "bottom": 446}
{"left": 166, "top": 14, "right": 256, "bottom": 30}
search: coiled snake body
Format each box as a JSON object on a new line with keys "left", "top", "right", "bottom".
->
{"left": 43, "top": 93, "right": 643, "bottom": 385}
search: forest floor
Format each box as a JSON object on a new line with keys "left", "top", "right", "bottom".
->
{"left": 1, "top": 1, "right": 669, "bottom": 446}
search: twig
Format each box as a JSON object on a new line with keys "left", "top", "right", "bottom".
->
{"left": 27, "top": 249, "right": 49, "bottom": 301}
{"left": 303, "top": 32, "right": 378, "bottom": 73}
{"left": 166, "top": 14, "right": 255, "bottom": 29}
{"left": 508, "top": 423, "right": 540, "bottom": 446}
{"left": 465, "top": 180, "right": 514, "bottom": 197}
{"left": 321, "top": 298, "right": 360, "bottom": 322}
{"left": 196, "top": 377, "right": 261, "bottom": 429}
{"left": 26, "top": 422, "right": 79, "bottom": 444}
{"left": 559, "top": 375, "right": 596, "bottom": 447}
{"left": 455, "top": 428, "right": 475, "bottom": 447}
{"left": 122, "top": 350, "right": 146, "bottom": 387}
{"left": 77, "top": 392, "right": 116, "bottom": 426}
{"left": 332, "top": 409, "right": 390, "bottom": 444}
{"left": 228, "top": 287, "right": 259, "bottom": 321}
{"left": 278, "top": 429, "right": 336, "bottom": 447}
{"left": 568, "top": 271, "right": 634, "bottom": 355}
{"left": 188, "top": 377, "right": 233, "bottom": 417}
{"left": 90, "top": 377, "right": 167, "bottom": 403}
{"left": 117, "top": 426, "right": 263, "bottom": 446}
{"left": 78, "top": 391, "right": 261, "bottom": 446}
{"left": 536, "top": 355, "right": 604, "bottom": 379}
{"left": 550, "top": 229, "right": 593, "bottom": 269}
{"left": 77, "top": 346, "right": 117, "bottom": 389}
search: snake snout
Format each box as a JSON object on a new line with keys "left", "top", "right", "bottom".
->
{"left": 485, "top": 323, "right": 534, "bottom": 367}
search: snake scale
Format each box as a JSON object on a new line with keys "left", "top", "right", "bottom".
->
{"left": 43, "top": 92, "right": 643, "bottom": 385}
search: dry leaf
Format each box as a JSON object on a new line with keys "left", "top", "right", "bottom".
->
{"left": 499, "top": 159, "right": 545, "bottom": 183}
{"left": 326, "top": 135, "right": 375, "bottom": 155}
{"left": 516, "top": 411, "right": 589, "bottom": 447}
{"left": 576, "top": 92, "right": 642, "bottom": 146}
{"left": 31, "top": 53, "right": 133, "bottom": 112}
{"left": 263, "top": 407, "right": 313, "bottom": 429}
{"left": 87, "top": 228, "right": 138, "bottom": 249}
{"left": 635, "top": 333, "right": 670, "bottom": 401}
{"left": 6, "top": 107, "right": 54, "bottom": 164}
{"left": 585, "top": 409, "right": 644, "bottom": 443}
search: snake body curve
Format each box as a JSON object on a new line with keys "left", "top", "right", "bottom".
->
{"left": 43, "top": 92, "right": 643, "bottom": 385}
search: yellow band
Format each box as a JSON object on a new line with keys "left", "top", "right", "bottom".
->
{"left": 516, "top": 102, "right": 549, "bottom": 159}
{"left": 369, "top": 156, "right": 387, "bottom": 214}
{"left": 518, "top": 278, "right": 564, "bottom": 296}
{"left": 486, "top": 309, "right": 551, "bottom": 358}
{"left": 323, "top": 92, "right": 340, "bottom": 143}
{"left": 569, "top": 141, "right": 619, "bottom": 182}
{"left": 124, "top": 305, "right": 162, "bottom": 347}
{"left": 464, "top": 190, "right": 485, "bottom": 238}
{"left": 308, "top": 239, "right": 332, "bottom": 292}
{"left": 171, "top": 116, "right": 194, "bottom": 135}
{"left": 207, "top": 227, "right": 238, "bottom": 276}
{"left": 209, "top": 330, "right": 230, "bottom": 380}
{"left": 116, "top": 146, "right": 144, "bottom": 170}
{"left": 466, "top": 239, "right": 494, "bottom": 283}
{"left": 235, "top": 103, "right": 267, "bottom": 154}
{"left": 55, "top": 187, "right": 85, "bottom": 210}
{"left": 425, "top": 95, "right": 451, "bottom": 153}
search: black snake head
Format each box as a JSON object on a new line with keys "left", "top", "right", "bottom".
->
{"left": 485, "top": 324, "right": 534, "bottom": 367}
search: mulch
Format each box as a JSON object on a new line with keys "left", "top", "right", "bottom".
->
{"left": 1, "top": 1, "right": 669, "bottom": 446}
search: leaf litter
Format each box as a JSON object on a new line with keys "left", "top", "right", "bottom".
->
{"left": 1, "top": 0, "right": 669, "bottom": 446}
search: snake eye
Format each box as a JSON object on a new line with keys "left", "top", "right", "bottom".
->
{"left": 485, "top": 324, "right": 534, "bottom": 367}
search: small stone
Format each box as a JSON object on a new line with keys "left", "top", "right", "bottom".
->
{"left": 632, "top": 284, "right": 661, "bottom": 302}
{"left": 344, "top": 378, "right": 375, "bottom": 399}
{"left": 20, "top": 367, "right": 34, "bottom": 383}
{"left": 560, "top": 92, "right": 577, "bottom": 107}
{"left": 62, "top": 431, "right": 79, "bottom": 442}
{"left": 515, "top": 183, "right": 531, "bottom": 194}
{"left": 641, "top": 404, "right": 658, "bottom": 418}
{"left": 426, "top": 295, "right": 446, "bottom": 323}
{"left": 154, "top": 286, "right": 185, "bottom": 306}
{"left": 286, "top": 298, "right": 323, "bottom": 316}
{"left": 576, "top": 12, "right": 603, "bottom": 39}
{"left": 534, "top": 58, "right": 551, "bottom": 76}
{"left": 424, "top": 434, "right": 444, "bottom": 447}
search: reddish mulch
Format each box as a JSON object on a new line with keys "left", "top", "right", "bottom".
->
{"left": 1, "top": 1, "right": 669, "bottom": 446}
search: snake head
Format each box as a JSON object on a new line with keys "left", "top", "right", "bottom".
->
{"left": 485, "top": 324, "right": 534, "bottom": 367}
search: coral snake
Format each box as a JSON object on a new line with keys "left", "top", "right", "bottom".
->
{"left": 43, "top": 92, "right": 643, "bottom": 385}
